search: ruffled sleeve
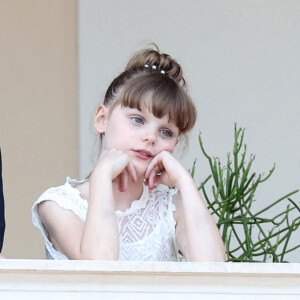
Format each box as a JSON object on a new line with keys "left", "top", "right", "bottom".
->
{"left": 168, "top": 187, "right": 178, "bottom": 212}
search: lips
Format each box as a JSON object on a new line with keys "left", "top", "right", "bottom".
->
{"left": 133, "top": 149, "right": 154, "bottom": 160}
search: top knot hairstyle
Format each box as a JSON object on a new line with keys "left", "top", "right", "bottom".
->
{"left": 103, "top": 44, "right": 196, "bottom": 134}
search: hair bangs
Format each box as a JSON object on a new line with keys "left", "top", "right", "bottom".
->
{"left": 119, "top": 73, "right": 196, "bottom": 134}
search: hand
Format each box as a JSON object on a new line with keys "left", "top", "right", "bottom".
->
{"left": 92, "top": 149, "right": 137, "bottom": 192}
{"left": 144, "top": 151, "right": 191, "bottom": 190}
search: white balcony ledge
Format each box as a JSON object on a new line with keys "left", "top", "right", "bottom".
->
{"left": 0, "top": 259, "right": 300, "bottom": 299}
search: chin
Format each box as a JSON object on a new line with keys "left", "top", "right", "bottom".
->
{"left": 133, "top": 161, "right": 150, "bottom": 179}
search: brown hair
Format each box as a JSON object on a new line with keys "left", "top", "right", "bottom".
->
{"left": 103, "top": 44, "right": 196, "bottom": 134}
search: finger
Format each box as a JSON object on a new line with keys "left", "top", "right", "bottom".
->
{"left": 117, "top": 176, "right": 122, "bottom": 192}
{"left": 127, "top": 161, "right": 137, "bottom": 183}
{"left": 145, "top": 160, "right": 161, "bottom": 179}
{"left": 153, "top": 174, "right": 163, "bottom": 186}
{"left": 145, "top": 156, "right": 159, "bottom": 178}
{"left": 118, "top": 169, "right": 128, "bottom": 192}
{"left": 148, "top": 169, "right": 158, "bottom": 190}
{"left": 144, "top": 165, "right": 152, "bottom": 179}
{"left": 147, "top": 160, "right": 165, "bottom": 189}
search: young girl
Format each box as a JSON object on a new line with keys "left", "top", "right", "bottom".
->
{"left": 32, "top": 46, "right": 225, "bottom": 261}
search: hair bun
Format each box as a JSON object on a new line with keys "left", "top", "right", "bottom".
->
{"left": 125, "top": 44, "right": 186, "bottom": 87}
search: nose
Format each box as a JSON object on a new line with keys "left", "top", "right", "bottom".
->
{"left": 142, "top": 129, "right": 156, "bottom": 145}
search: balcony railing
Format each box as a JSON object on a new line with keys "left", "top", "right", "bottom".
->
{"left": 0, "top": 259, "right": 300, "bottom": 299}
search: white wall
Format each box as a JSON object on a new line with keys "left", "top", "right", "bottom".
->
{"left": 78, "top": 0, "right": 300, "bottom": 261}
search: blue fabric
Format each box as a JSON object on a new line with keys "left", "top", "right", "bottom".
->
{"left": 0, "top": 148, "right": 5, "bottom": 251}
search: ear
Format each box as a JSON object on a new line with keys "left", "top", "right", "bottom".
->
{"left": 94, "top": 105, "right": 109, "bottom": 134}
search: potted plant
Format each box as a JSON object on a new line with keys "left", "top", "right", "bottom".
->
{"left": 193, "top": 124, "right": 300, "bottom": 262}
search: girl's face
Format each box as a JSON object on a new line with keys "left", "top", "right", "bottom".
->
{"left": 95, "top": 99, "right": 179, "bottom": 177}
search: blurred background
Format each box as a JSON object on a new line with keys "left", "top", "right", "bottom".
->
{"left": 1, "top": 0, "right": 299, "bottom": 261}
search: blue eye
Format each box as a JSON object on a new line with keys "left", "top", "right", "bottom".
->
{"left": 132, "top": 116, "right": 143, "bottom": 124}
{"left": 161, "top": 129, "right": 173, "bottom": 138}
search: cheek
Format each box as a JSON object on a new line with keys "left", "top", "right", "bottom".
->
{"left": 160, "top": 140, "right": 177, "bottom": 153}
{"left": 105, "top": 123, "right": 134, "bottom": 146}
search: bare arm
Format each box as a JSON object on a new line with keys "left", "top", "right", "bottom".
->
{"left": 174, "top": 178, "right": 226, "bottom": 262}
{"left": 145, "top": 151, "right": 226, "bottom": 262}
{"left": 38, "top": 149, "right": 137, "bottom": 260}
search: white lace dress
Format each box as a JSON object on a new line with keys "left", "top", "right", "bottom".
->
{"left": 32, "top": 177, "right": 179, "bottom": 261}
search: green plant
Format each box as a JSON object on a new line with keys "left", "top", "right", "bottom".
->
{"left": 193, "top": 124, "right": 300, "bottom": 262}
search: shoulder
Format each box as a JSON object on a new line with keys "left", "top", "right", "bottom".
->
{"left": 32, "top": 177, "right": 88, "bottom": 225}
{"left": 36, "top": 178, "right": 71, "bottom": 202}
{"left": 38, "top": 197, "right": 84, "bottom": 229}
{"left": 38, "top": 199, "right": 64, "bottom": 226}
{"left": 34, "top": 177, "right": 87, "bottom": 207}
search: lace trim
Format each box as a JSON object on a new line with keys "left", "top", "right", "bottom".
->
{"left": 115, "top": 184, "right": 149, "bottom": 216}
{"left": 65, "top": 177, "right": 149, "bottom": 217}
